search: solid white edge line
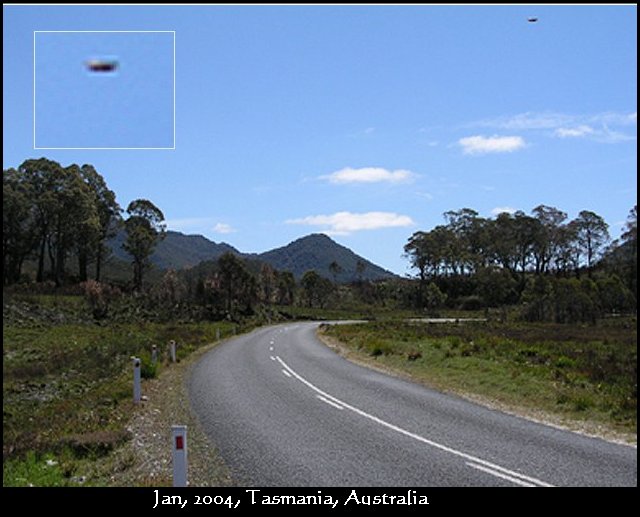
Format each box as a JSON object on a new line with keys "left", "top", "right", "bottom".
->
{"left": 275, "top": 355, "right": 554, "bottom": 488}
{"left": 317, "top": 395, "right": 345, "bottom": 411}
{"left": 466, "top": 462, "right": 536, "bottom": 487}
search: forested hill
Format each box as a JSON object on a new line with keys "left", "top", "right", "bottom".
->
{"left": 109, "top": 230, "right": 240, "bottom": 270}
{"left": 108, "top": 231, "right": 396, "bottom": 282}
{"left": 254, "top": 234, "right": 396, "bottom": 282}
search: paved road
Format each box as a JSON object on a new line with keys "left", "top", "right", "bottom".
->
{"left": 189, "top": 322, "right": 637, "bottom": 486}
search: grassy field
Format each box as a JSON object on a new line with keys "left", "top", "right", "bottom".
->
{"left": 320, "top": 318, "right": 637, "bottom": 438}
{"left": 3, "top": 296, "right": 240, "bottom": 486}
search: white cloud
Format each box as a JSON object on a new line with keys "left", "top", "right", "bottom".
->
{"left": 471, "top": 111, "right": 636, "bottom": 143}
{"left": 321, "top": 167, "right": 417, "bottom": 184}
{"left": 591, "top": 111, "right": 637, "bottom": 127}
{"left": 165, "top": 217, "right": 213, "bottom": 231}
{"left": 459, "top": 135, "right": 526, "bottom": 155}
{"left": 476, "top": 112, "right": 573, "bottom": 130}
{"left": 491, "top": 206, "right": 518, "bottom": 216}
{"left": 554, "top": 125, "right": 595, "bottom": 138}
{"left": 286, "top": 211, "right": 415, "bottom": 235}
{"left": 213, "top": 222, "right": 236, "bottom": 234}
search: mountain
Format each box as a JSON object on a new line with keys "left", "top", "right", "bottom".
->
{"left": 256, "top": 234, "right": 396, "bottom": 282}
{"left": 108, "top": 230, "right": 240, "bottom": 270}
{"left": 109, "top": 231, "right": 396, "bottom": 282}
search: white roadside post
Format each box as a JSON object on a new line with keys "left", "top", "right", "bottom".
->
{"left": 132, "top": 356, "right": 141, "bottom": 403}
{"left": 172, "top": 425, "right": 188, "bottom": 487}
{"left": 151, "top": 344, "right": 158, "bottom": 364}
{"left": 169, "top": 340, "right": 177, "bottom": 363}
{"left": 216, "top": 328, "right": 220, "bottom": 341}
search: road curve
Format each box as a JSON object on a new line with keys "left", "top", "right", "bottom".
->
{"left": 189, "top": 322, "right": 636, "bottom": 486}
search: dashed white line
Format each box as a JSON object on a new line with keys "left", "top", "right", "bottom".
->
{"left": 317, "top": 395, "right": 344, "bottom": 410}
{"left": 269, "top": 346, "right": 274, "bottom": 351}
{"left": 275, "top": 355, "right": 554, "bottom": 488}
{"left": 281, "top": 369, "right": 292, "bottom": 378}
{"left": 269, "top": 356, "right": 276, "bottom": 361}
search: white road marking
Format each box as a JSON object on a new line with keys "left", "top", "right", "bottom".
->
{"left": 275, "top": 355, "right": 554, "bottom": 488}
{"left": 269, "top": 346, "right": 274, "bottom": 351}
{"left": 281, "top": 369, "right": 292, "bottom": 378}
{"left": 270, "top": 356, "right": 276, "bottom": 361}
{"left": 317, "top": 395, "right": 344, "bottom": 410}
{"left": 466, "top": 462, "right": 536, "bottom": 487}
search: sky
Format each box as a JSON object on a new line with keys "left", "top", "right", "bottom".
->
{"left": 3, "top": 4, "right": 637, "bottom": 276}
{"left": 34, "top": 30, "right": 174, "bottom": 148}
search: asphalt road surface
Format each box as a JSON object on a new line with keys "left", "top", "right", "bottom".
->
{"left": 189, "top": 322, "right": 637, "bottom": 486}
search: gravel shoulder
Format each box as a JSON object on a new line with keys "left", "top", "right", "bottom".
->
{"left": 108, "top": 340, "right": 236, "bottom": 487}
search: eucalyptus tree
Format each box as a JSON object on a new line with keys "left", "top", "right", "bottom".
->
{"left": 123, "top": 199, "right": 166, "bottom": 290}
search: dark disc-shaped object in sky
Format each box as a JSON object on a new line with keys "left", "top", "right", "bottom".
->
{"left": 85, "top": 59, "right": 118, "bottom": 72}
{"left": 527, "top": 17, "right": 538, "bottom": 23}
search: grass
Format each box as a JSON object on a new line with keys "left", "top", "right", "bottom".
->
{"left": 321, "top": 319, "right": 637, "bottom": 437}
{"left": 3, "top": 318, "right": 238, "bottom": 486}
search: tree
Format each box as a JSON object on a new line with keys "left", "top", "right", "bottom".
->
{"left": 531, "top": 205, "right": 567, "bottom": 274}
{"left": 123, "top": 199, "right": 166, "bottom": 290}
{"left": 18, "top": 158, "right": 65, "bottom": 282}
{"left": 217, "top": 252, "right": 256, "bottom": 314}
{"left": 259, "top": 263, "right": 277, "bottom": 305}
{"left": 621, "top": 205, "right": 637, "bottom": 294}
{"left": 423, "top": 282, "right": 446, "bottom": 312}
{"left": 276, "top": 271, "right": 296, "bottom": 305}
{"left": 572, "top": 210, "right": 610, "bottom": 274}
{"left": 3, "top": 168, "right": 37, "bottom": 285}
{"left": 79, "top": 164, "right": 121, "bottom": 282}
{"left": 300, "top": 270, "right": 333, "bottom": 308}
{"left": 44, "top": 165, "right": 100, "bottom": 286}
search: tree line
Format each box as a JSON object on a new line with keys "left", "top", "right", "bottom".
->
{"left": 4, "top": 157, "right": 637, "bottom": 325}
{"left": 3, "top": 158, "right": 165, "bottom": 289}
{"left": 404, "top": 205, "right": 637, "bottom": 321}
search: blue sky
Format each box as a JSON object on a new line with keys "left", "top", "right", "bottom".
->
{"left": 3, "top": 5, "right": 637, "bottom": 276}
{"left": 34, "top": 31, "right": 174, "bottom": 148}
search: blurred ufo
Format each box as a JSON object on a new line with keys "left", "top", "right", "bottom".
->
{"left": 85, "top": 59, "right": 118, "bottom": 72}
{"left": 527, "top": 17, "right": 538, "bottom": 23}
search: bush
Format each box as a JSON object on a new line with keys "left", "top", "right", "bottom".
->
{"left": 81, "top": 280, "right": 121, "bottom": 320}
{"left": 458, "top": 295, "right": 484, "bottom": 311}
{"left": 138, "top": 351, "right": 159, "bottom": 379}
{"left": 366, "top": 339, "right": 394, "bottom": 356}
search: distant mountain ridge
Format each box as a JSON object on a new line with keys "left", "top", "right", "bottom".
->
{"left": 109, "top": 230, "right": 240, "bottom": 270}
{"left": 254, "top": 234, "right": 395, "bottom": 282}
{"left": 108, "top": 231, "right": 396, "bottom": 282}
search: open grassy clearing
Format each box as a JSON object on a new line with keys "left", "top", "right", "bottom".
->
{"left": 320, "top": 319, "right": 637, "bottom": 441}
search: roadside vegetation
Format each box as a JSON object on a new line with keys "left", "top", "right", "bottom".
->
{"left": 321, "top": 318, "right": 637, "bottom": 439}
{"left": 3, "top": 293, "right": 240, "bottom": 486}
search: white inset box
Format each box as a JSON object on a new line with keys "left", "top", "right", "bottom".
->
{"left": 33, "top": 30, "right": 175, "bottom": 150}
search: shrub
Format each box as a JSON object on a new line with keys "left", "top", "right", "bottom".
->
{"left": 81, "top": 280, "right": 121, "bottom": 320}
{"left": 458, "top": 295, "right": 484, "bottom": 311}
{"left": 138, "top": 351, "right": 159, "bottom": 379}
